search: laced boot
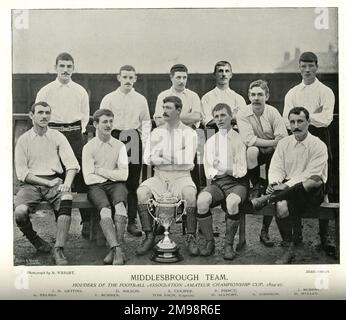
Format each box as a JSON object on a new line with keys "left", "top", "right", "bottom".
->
{"left": 18, "top": 220, "right": 52, "bottom": 253}
{"left": 136, "top": 232, "right": 155, "bottom": 255}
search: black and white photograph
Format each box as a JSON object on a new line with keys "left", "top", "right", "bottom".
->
{"left": 1, "top": 1, "right": 345, "bottom": 300}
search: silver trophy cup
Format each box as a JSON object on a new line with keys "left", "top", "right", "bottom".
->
{"left": 147, "top": 194, "right": 186, "bottom": 263}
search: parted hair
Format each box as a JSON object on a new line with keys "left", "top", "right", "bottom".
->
{"left": 170, "top": 64, "right": 188, "bottom": 76}
{"left": 213, "top": 61, "right": 232, "bottom": 75}
{"left": 55, "top": 52, "right": 74, "bottom": 65}
{"left": 119, "top": 65, "right": 136, "bottom": 74}
{"left": 163, "top": 95, "right": 183, "bottom": 110}
{"left": 93, "top": 109, "right": 114, "bottom": 123}
{"left": 212, "top": 103, "right": 233, "bottom": 117}
{"left": 248, "top": 79, "right": 270, "bottom": 96}
{"left": 288, "top": 106, "right": 310, "bottom": 121}
{"left": 29, "top": 101, "right": 51, "bottom": 114}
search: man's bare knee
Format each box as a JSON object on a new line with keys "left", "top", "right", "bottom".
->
{"left": 276, "top": 200, "right": 289, "bottom": 219}
{"left": 247, "top": 146, "right": 259, "bottom": 169}
{"left": 182, "top": 186, "right": 197, "bottom": 206}
{"left": 226, "top": 193, "right": 241, "bottom": 215}
{"left": 303, "top": 177, "right": 322, "bottom": 191}
{"left": 137, "top": 186, "right": 152, "bottom": 203}
{"left": 197, "top": 192, "right": 212, "bottom": 214}
{"left": 14, "top": 204, "right": 29, "bottom": 222}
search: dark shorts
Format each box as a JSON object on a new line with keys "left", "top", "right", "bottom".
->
{"left": 292, "top": 180, "right": 324, "bottom": 209}
{"left": 257, "top": 149, "right": 274, "bottom": 167}
{"left": 14, "top": 177, "right": 62, "bottom": 212}
{"left": 201, "top": 175, "right": 249, "bottom": 208}
{"left": 87, "top": 181, "right": 128, "bottom": 211}
{"left": 279, "top": 177, "right": 325, "bottom": 218}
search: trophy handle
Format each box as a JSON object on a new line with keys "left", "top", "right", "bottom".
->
{"left": 175, "top": 199, "right": 187, "bottom": 223}
{"left": 147, "top": 199, "right": 159, "bottom": 222}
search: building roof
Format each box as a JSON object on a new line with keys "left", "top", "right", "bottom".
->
{"left": 276, "top": 45, "right": 338, "bottom": 73}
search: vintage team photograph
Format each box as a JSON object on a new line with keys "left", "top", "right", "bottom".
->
{"left": 12, "top": 7, "right": 339, "bottom": 267}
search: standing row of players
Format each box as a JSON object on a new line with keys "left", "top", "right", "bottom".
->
{"left": 14, "top": 51, "right": 335, "bottom": 265}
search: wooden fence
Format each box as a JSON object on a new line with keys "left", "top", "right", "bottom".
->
{"left": 12, "top": 72, "right": 339, "bottom": 201}
{"left": 12, "top": 73, "right": 339, "bottom": 116}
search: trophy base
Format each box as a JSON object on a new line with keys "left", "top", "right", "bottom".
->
{"left": 151, "top": 245, "right": 183, "bottom": 263}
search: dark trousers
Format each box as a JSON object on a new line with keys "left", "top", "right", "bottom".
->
{"left": 247, "top": 150, "right": 274, "bottom": 232}
{"left": 275, "top": 181, "right": 325, "bottom": 243}
{"left": 308, "top": 125, "right": 333, "bottom": 195}
{"left": 49, "top": 120, "right": 91, "bottom": 223}
{"left": 191, "top": 126, "right": 218, "bottom": 192}
{"left": 111, "top": 128, "right": 142, "bottom": 223}
{"left": 248, "top": 150, "right": 273, "bottom": 186}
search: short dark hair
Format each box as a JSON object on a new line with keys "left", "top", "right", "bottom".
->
{"left": 29, "top": 101, "right": 51, "bottom": 114}
{"left": 248, "top": 79, "right": 270, "bottom": 96}
{"left": 299, "top": 51, "right": 318, "bottom": 65}
{"left": 288, "top": 107, "right": 310, "bottom": 121}
{"left": 55, "top": 52, "right": 74, "bottom": 65}
{"left": 93, "top": 109, "right": 114, "bottom": 123}
{"left": 170, "top": 64, "right": 188, "bottom": 76}
{"left": 163, "top": 96, "right": 183, "bottom": 110}
{"left": 119, "top": 65, "right": 136, "bottom": 74}
{"left": 212, "top": 103, "right": 233, "bottom": 117}
{"left": 213, "top": 61, "right": 232, "bottom": 75}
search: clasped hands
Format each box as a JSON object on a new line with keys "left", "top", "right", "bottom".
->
{"left": 266, "top": 182, "right": 289, "bottom": 194}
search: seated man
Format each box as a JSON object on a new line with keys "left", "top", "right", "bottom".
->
{"left": 14, "top": 101, "right": 80, "bottom": 265}
{"left": 251, "top": 107, "right": 330, "bottom": 264}
{"left": 237, "top": 80, "right": 287, "bottom": 247}
{"left": 136, "top": 95, "right": 199, "bottom": 256}
{"left": 82, "top": 109, "right": 129, "bottom": 265}
{"left": 197, "top": 103, "right": 248, "bottom": 259}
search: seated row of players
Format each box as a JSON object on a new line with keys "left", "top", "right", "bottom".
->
{"left": 14, "top": 51, "right": 335, "bottom": 265}
{"left": 14, "top": 97, "right": 330, "bottom": 266}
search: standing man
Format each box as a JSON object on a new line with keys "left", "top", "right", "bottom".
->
{"left": 282, "top": 52, "right": 335, "bottom": 251}
{"left": 153, "top": 64, "right": 202, "bottom": 128}
{"left": 197, "top": 103, "right": 248, "bottom": 259}
{"left": 14, "top": 102, "right": 80, "bottom": 265}
{"left": 83, "top": 109, "right": 129, "bottom": 265}
{"left": 35, "top": 52, "right": 91, "bottom": 237}
{"left": 237, "top": 80, "right": 287, "bottom": 247}
{"left": 201, "top": 60, "right": 246, "bottom": 130}
{"left": 153, "top": 64, "right": 203, "bottom": 189}
{"left": 251, "top": 107, "right": 328, "bottom": 263}
{"left": 136, "top": 96, "right": 199, "bottom": 256}
{"left": 100, "top": 65, "right": 151, "bottom": 237}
